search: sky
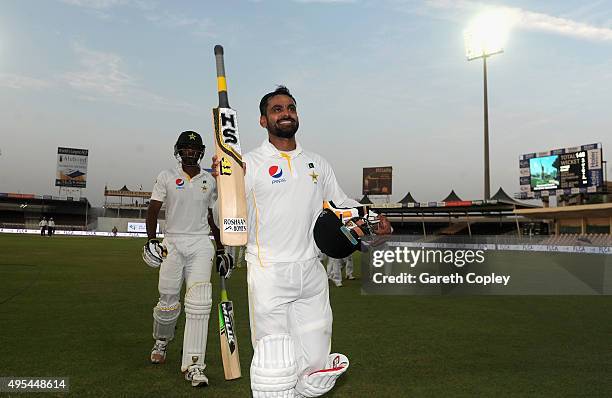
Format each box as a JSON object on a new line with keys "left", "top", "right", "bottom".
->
{"left": 1, "top": 0, "right": 611, "bottom": 206}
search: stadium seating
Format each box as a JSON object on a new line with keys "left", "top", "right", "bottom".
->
{"left": 0, "top": 212, "right": 26, "bottom": 228}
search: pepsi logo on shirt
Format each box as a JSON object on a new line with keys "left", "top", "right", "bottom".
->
{"left": 269, "top": 165, "right": 287, "bottom": 185}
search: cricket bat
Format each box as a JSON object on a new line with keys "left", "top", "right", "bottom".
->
{"left": 218, "top": 274, "right": 241, "bottom": 380}
{"left": 213, "top": 45, "right": 248, "bottom": 246}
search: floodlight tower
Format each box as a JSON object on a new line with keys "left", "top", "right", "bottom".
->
{"left": 464, "top": 9, "right": 512, "bottom": 199}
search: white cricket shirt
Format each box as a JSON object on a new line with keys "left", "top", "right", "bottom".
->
{"left": 150, "top": 165, "right": 217, "bottom": 236}
{"left": 244, "top": 139, "right": 360, "bottom": 264}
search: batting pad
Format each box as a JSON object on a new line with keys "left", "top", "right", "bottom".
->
{"left": 251, "top": 334, "right": 298, "bottom": 398}
{"left": 152, "top": 298, "right": 181, "bottom": 340}
{"left": 181, "top": 282, "right": 212, "bottom": 372}
{"left": 295, "top": 353, "right": 349, "bottom": 397}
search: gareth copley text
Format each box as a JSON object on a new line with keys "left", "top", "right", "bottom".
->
{"left": 372, "top": 272, "right": 511, "bottom": 286}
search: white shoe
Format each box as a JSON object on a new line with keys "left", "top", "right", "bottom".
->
{"left": 184, "top": 364, "right": 209, "bottom": 387}
{"left": 333, "top": 281, "right": 343, "bottom": 287}
{"left": 150, "top": 339, "right": 168, "bottom": 364}
{"left": 346, "top": 276, "right": 355, "bottom": 280}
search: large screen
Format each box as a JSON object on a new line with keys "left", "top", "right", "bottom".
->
{"left": 363, "top": 167, "right": 392, "bottom": 195}
{"left": 519, "top": 143, "right": 603, "bottom": 198}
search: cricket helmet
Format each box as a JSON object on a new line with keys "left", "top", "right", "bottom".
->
{"left": 314, "top": 209, "right": 372, "bottom": 259}
{"left": 142, "top": 239, "right": 167, "bottom": 268}
{"left": 174, "top": 130, "right": 205, "bottom": 166}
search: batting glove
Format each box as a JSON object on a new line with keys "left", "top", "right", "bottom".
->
{"left": 216, "top": 249, "right": 235, "bottom": 279}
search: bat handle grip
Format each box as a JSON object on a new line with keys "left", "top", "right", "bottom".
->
{"left": 220, "top": 273, "right": 229, "bottom": 301}
{"left": 214, "top": 45, "right": 230, "bottom": 108}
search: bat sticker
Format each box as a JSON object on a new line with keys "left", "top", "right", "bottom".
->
{"left": 223, "top": 218, "right": 247, "bottom": 233}
{"left": 220, "top": 157, "right": 233, "bottom": 175}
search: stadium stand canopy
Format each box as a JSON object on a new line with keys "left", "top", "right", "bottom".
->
{"left": 515, "top": 202, "right": 612, "bottom": 235}
{"left": 102, "top": 184, "right": 155, "bottom": 220}
{"left": 360, "top": 195, "right": 373, "bottom": 204}
{"left": 442, "top": 190, "right": 463, "bottom": 202}
{"left": 399, "top": 192, "right": 417, "bottom": 204}
{"left": 491, "top": 187, "right": 526, "bottom": 205}
{"left": 0, "top": 192, "right": 91, "bottom": 230}
{"left": 104, "top": 185, "right": 151, "bottom": 200}
{"left": 369, "top": 187, "right": 539, "bottom": 237}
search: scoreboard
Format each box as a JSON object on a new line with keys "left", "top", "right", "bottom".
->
{"left": 519, "top": 143, "right": 604, "bottom": 199}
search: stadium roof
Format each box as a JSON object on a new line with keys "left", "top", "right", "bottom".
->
{"left": 104, "top": 185, "right": 151, "bottom": 198}
{"left": 490, "top": 187, "right": 535, "bottom": 207}
{"left": 399, "top": 192, "right": 417, "bottom": 204}
{"left": 0, "top": 192, "right": 89, "bottom": 204}
{"left": 360, "top": 186, "right": 538, "bottom": 214}
{"left": 0, "top": 193, "right": 91, "bottom": 213}
{"left": 371, "top": 189, "right": 538, "bottom": 217}
{"left": 359, "top": 195, "right": 373, "bottom": 204}
{"left": 442, "top": 190, "right": 462, "bottom": 202}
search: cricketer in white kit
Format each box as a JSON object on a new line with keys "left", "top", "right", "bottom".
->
{"left": 143, "top": 130, "right": 233, "bottom": 388}
{"left": 327, "top": 255, "right": 355, "bottom": 287}
{"left": 243, "top": 86, "right": 366, "bottom": 397}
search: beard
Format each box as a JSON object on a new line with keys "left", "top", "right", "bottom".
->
{"left": 267, "top": 117, "right": 299, "bottom": 139}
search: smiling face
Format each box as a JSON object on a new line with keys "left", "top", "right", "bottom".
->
{"left": 260, "top": 94, "right": 299, "bottom": 139}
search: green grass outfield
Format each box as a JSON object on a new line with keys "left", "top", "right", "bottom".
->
{"left": 1, "top": 234, "right": 611, "bottom": 397}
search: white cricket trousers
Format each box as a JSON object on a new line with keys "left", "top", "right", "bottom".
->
{"left": 156, "top": 235, "right": 215, "bottom": 370}
{"left": 247, "top": 257, "right": 333, "bottom": 376}
{"left": 327, "top": 255, "right": 354, "bottom": 285}
{"left": 158, "top": 235, "right": 214, "bottom": 296}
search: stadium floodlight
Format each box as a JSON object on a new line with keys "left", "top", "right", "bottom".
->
{"left": 464, "top": 8, "right": 514, "bottom": 61}
{"left": 464, "top": 8, "right": 516, "bottom": 199}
